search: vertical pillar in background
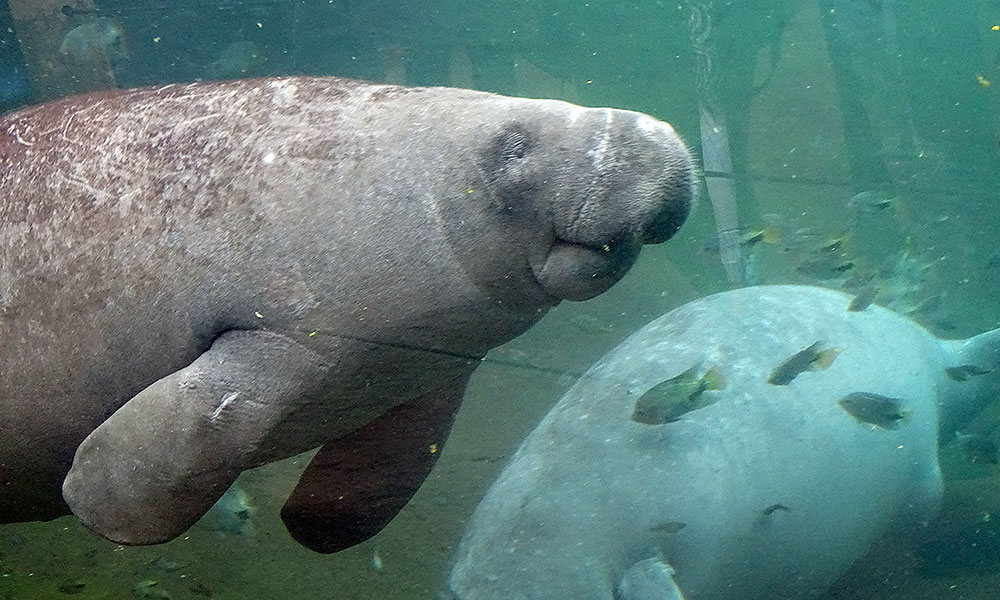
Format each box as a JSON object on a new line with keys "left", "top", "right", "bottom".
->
{"left": 8, "top": 0, "right": 118, "bottom": 101}
{"left": 687, "top": 0, "right": 744, "bottom": 287}
{"left": 699, "top": 105, "right": 743, "bottom": 286}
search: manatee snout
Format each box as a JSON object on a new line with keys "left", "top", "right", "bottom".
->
{"left": 572, "top": 109, "right": 694, "bottom": 248}
{"left": 536, "top": 107, "right": 693, "bottom": 301}
{"left": 638, "top": 132, "right": 694, "bottom": 245}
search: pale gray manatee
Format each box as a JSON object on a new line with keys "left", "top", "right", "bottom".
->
{"left": 447, "top": 284, "right": 1000, "bottom": 600}
{"left": 0, "top": 76, "right": 693, "bottom": 552}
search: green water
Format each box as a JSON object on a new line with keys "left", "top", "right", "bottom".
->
{"left": 2, "top": 1, "right": 1000, "bottom": 598}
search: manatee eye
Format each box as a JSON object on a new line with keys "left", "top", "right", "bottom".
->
{"left": 477, "top": 123, "right": 538, "bottom": 215}
{"left": 501, "top": 130, "right": 527, "bottom": 160}
{"left": 497, "top": 125, "right": 532, "bottom": 163}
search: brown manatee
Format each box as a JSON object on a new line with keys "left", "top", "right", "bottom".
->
{"left": 0, "top": 76, "right": 692, "bottom": 552}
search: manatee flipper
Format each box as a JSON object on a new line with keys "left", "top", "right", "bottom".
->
{"left": 62, "top": 329, "right": 331, "bottom": 545}
{"left": 615, "top": 557, "right": 687, "bottom": 600}
{"left": 940, "top": 328, "right": 1000, "bottom": 437}
{"left": 280, "top": 377, "right": 468, "bottom": 553}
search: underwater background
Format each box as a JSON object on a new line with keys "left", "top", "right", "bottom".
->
{"left": 2, "top": 0, "right": 1000, "bottom": 598}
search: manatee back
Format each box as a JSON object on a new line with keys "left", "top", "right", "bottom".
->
{"left": 450, "top": 284, "right": 952, "bottom": 600}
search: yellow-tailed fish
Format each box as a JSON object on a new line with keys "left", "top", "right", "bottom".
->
{"left": 632, "top": 365, "right": 726, "bottom": 424}
{"left": 767, "top": 341, "right": 838, "bottom": 385}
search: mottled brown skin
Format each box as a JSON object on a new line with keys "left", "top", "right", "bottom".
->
{"left": 0, "top": 76, "right": 692, "bottom": 550}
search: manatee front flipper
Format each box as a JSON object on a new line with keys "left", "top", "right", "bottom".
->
{"left": 615, "top": 557, "right": 687, "bottom": 600}
{"left": 62, "top": 329, "right": 331, "bottom": 545}
{"left": 280, "top": 377, "right": 468, "bottom": 553}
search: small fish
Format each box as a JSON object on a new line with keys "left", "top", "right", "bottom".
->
{"left": 702, "top": 226, "right": 780, "bottom": 254}
{"left": 904, "top": 294, "right": 943, "bottom": 316}
{"left": 838, "top": 392, "right": 908, "bottom": 429}
{"left": 61, "top": 4, "right": 95, "bottom": 17}
{"left": 650, "top": 521, "right": 687, "bottom": 534}
{"left": 815, "top": 233, "right": 852, "bottom": 254}
{"left": 632, "top": 365, "right": 726, "bottom": 424}
{"left": 795, "top": 256, "right": 855, "bottom": 280}
{"left": 955, "top": 433, "right": 1000, "bottom": 465}
{"left": 200, "top": 482, "right": 255, "bottom": 537}
{"left": 945, "top": 365, "right": 993, "bottom": 381}
{"left": 847, "top": 190, "right": 896, "bottom": 215}
{"left": 767, "top": 342, "right": 838, "bottom": 385}
{"left": 739, "top": 226, "right": 781, "bottom": 247}
{"left": 132, "top": 580, "right": 171, "bottom": 600}
{"left": 847, "top": 287, "right": 879, "bottom": 312}
{"left": 818, "top": 239, "right": 843, "bottom": 253}
{"left": 762, "top": 503, "right": 790, "bottom": 515}
{"left": 57, "top": 579, "right": 87, "bottom": 594}
{"left": 841, "top": 271, "right": 877, "bottom": 291}
{"left": 150, "top": 555, "right": 182, "bottom": 573}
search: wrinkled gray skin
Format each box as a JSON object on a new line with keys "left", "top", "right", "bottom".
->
{"left": 448, "top": 285, "right": 1000, "bottom": 600}
{"left": 0, "top": 76, "right": 692, "bottom": 547}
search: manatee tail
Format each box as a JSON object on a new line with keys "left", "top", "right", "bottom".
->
{"left": 938, "top": 327, "right": 1000, "bottom": 438}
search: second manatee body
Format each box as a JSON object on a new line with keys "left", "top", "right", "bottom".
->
{"left": 448, "top": 285, "right": 1000, "bottom": 600}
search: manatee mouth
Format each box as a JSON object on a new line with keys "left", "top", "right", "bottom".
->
{"left": 534, "top": 235, "right": 640, "bottom": 302}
